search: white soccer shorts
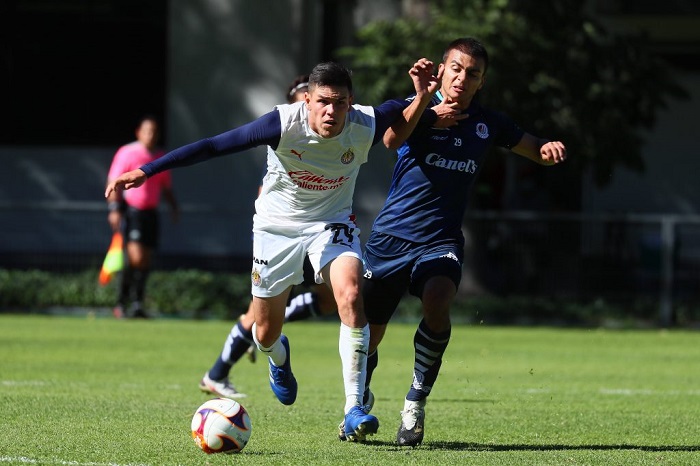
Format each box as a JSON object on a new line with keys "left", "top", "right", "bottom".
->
{"left": 250, "top": 220, "right": 362, "bottom": 298}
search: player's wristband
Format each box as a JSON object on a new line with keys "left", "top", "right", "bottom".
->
{"left": 108, "top": 201, "right": 122, "bottom": 212}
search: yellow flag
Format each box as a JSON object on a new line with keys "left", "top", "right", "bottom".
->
{"left": 99, "top": 232, "right": 124, "bottom": 286}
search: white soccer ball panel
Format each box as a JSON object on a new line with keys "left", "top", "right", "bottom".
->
{"left": 191, "top": 397, "right": 252, "bottom": 454}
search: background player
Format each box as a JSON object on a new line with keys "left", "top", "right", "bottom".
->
{"left": 105, "top": 116, "right": 179, "bottom": 318}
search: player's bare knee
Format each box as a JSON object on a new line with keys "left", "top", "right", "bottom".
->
{"left": 422, "top": 287, "right": 454, "bottom": 311}
{"left": 334, "top": 285, "right": 361, "bottom": 311}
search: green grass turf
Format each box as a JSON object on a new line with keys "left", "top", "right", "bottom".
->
{"left": 0, "top": 314, "right": 699, "bottom": 465}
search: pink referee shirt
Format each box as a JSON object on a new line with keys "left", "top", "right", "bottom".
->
{"left": 108, "top": 141, "right": 172, "bottom": 210}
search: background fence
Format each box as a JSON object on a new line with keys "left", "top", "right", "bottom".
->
{"left": 461, "top": 211, "right": 700, "bottom": 326}
{"left": 1, "top": 202, "right": 698, "bottom": 326}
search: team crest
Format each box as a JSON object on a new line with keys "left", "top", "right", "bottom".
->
{"left": 475, "top": 122, "right": 489, "bottom": 139}
{"left": 340, "top": 148, "right": 355, "bottom": 164}
{"left": 251, "top": 268, "right": 261, "bottom": 287}
{"left": 412, "top": 371, "right": 425, "bottom": 391}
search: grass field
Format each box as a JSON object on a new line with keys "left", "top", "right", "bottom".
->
{"left": 1, "top": 314, "right": 699, "bottom": 465}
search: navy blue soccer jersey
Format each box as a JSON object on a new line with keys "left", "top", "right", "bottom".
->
{"left": 371, "top": 91, "right": 525, "bottom": 244}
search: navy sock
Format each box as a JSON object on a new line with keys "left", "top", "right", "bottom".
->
{"left": 284, "top": 292, "right": 317, "bottom": 322}
{"left": 364, "top": 349, "right": 378, "bottom": 404}
{"left": 365, "top": 349, "right": 378, "bottom": 389}
{"left": 208, "top": 356, "right": 232, "bottom": 381}
{"left": 406, "top": 319, "right": 451, "bottom": 402}
{"left": 208, "top": 320, "right": 254, "bottom": 380}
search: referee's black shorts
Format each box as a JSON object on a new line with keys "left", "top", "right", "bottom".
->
{"left": 123, "top": 206, "right": 159, "bottom": 248}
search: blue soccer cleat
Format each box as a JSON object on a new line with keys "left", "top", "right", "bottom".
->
{"left": 343, "top": 405, "right": 379, "bottom": 442}
{"left": 338, "top": 388, "right": 374, "bottom": 441}
{"left": 268, "top": 334, "right": 297, "bottom": 405}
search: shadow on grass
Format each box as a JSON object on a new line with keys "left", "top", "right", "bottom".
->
{"left": 364, "top": 440, "right": 700, "bottom": 452}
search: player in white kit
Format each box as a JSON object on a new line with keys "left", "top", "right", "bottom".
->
{"left": 105, "top": 58, "right": 444, "bottom": 442}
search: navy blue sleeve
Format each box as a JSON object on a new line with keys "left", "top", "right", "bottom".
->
{"left": 490, "top": 110, "right": 525, "bottom": 149}
{"left": 140, "top": 110, "right": 282, "bottom": 176}
{"left": 371, "top": 98, "right": 438, "bottom": 146}
{"left": 371, "top": 99, "right": 408, "bottom": 146}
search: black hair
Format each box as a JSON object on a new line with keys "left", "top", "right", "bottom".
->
{"left": 308, "top": 62, "right": 353, "bottom": 95}
{"left": 286, "top": 74, "right": 310, "bottom": 103}
{"left": 443, "top": 37, "right": 489, "bottom": 74}
{"left": 137, "top": 114, "right": 160, "bottom": 129}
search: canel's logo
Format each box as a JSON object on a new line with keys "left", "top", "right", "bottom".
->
{"left": 425, "top": 153, "right": 478, "bottom": 174}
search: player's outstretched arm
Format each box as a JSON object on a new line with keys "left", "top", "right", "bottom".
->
{"left": 383, "top": 58, "right": 440, "bottom": 150}
{"left": 512, "top": 133, "right": 567, "bottom": 166}
{"left": 104, "top": 169, "right": 147, "bottom": 198}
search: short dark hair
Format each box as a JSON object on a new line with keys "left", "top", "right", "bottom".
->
{"left": 137, "top": 114, "right": 160, "bottom": 129}
{"left": 443, "top": 38, "right": 489, "bottom": 74}
{"left": 286, "top": 74, "right": 310, "bottom": 103}
{"left": 308, "top": 62, "right": 353, "bottom": 95}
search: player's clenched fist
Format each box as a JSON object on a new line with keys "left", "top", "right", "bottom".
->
{"left": 540, "top": 141, "right": 567, "bottom": 164}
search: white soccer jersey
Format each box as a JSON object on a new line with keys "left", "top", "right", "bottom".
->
{"left": 254, "top": 101, "right": 376, "bottom": 227}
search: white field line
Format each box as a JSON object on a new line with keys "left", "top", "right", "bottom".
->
{"left": 600, "top": 388, "right": 700, "bottom": 396}
{"left": 1, "top": 381, "right": 48, "bottom": 387}
{"left": 1, "top": 380, "right": 182, "bottom": 390}
{"left": 521, "top": 387, "right": 700, "bottom": 396}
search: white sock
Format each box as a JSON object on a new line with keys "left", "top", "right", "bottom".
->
{"left": 252, "top": 323, "right": 287, "bottom": 367}
{"left": 338, "top": 323, "right": 369, "bottom": 414}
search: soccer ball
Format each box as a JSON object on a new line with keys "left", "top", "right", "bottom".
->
{"left": 191, "top": 398, "right": 252, "bottom": 454}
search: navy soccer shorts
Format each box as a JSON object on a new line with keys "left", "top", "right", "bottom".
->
{"left": 362, "top": 231, "right": 463, "bottom": 325}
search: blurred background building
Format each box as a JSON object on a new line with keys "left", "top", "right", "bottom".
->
{"left": 0, "top": 0, "right": 698, "bottom": 323}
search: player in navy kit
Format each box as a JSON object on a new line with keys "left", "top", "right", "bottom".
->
{"left": 106, "top": 59, "right": 445, "bottom": 442}
{"left": 348, "top": 38, "right": 567, "bottom": 446}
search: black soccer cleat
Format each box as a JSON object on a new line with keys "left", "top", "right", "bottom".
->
{"left": 396, "top": 399, "right": 425, "bottom": 447}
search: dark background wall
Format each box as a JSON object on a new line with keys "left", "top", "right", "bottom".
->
{"left": 0, "top": 0, "right": 698, "bottom": 279}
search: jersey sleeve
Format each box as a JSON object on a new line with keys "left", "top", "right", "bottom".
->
{"left": 372, "top": 97, "right": 438, "bottom": 146}
{"left": 140, "top": 110, "right": 282, "bottom": 177}
{"left": 371, "top": 99, "right": 408, "bottom": 145}
{"left": 491, "top": 110, "right": 525, "bottom": 149}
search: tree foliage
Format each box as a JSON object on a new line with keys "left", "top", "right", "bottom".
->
{"left": 339, "top": 0, "right": 688, "bottom": 187}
